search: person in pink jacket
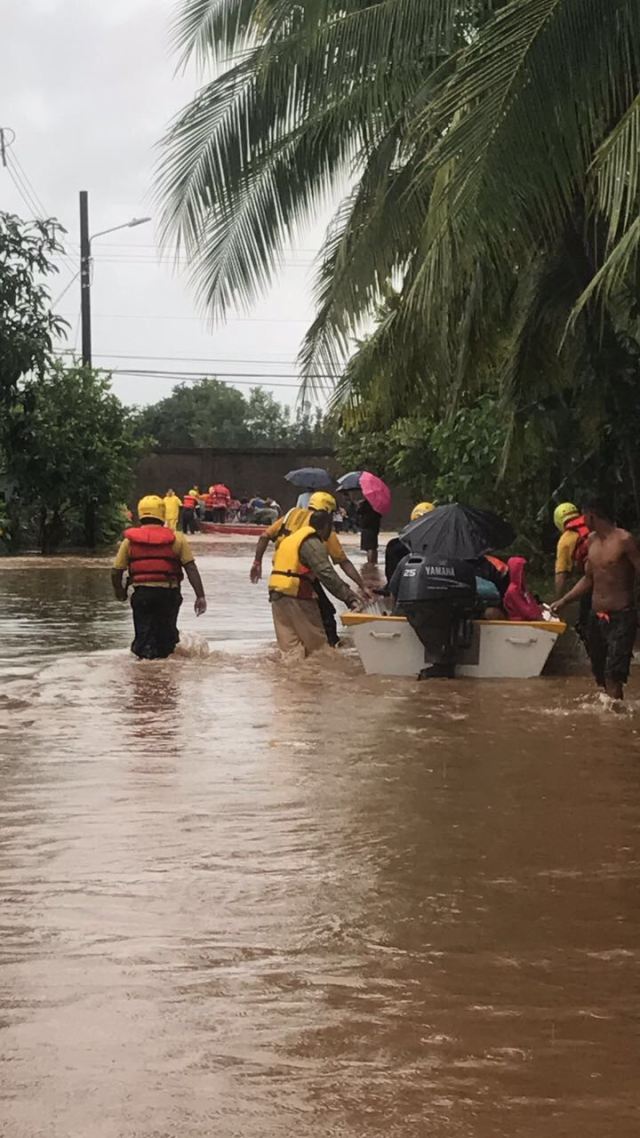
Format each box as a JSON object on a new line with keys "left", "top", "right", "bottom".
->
{"left": 504, "top": 557, "right": 543, "bottom": 622}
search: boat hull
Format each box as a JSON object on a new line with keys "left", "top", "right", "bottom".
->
{"left": 341, "top": 614, "right": 566, "bottom": 679}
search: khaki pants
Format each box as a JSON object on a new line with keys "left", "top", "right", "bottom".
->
{"left": 271, "top": 595, "right": 327, "bottom": 657}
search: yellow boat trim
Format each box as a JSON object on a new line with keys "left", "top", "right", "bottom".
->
{"left": 342, "top": 613, "right": 567, "bottom": 634}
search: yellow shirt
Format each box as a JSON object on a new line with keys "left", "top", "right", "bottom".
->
{"left": 555, "top": 529, "right": 579, "bottom": 575}
{"left": 164, "top": 495, "right": 181, "bottom": 529}
{"left": 114, "top": 531, "right": 195, "bottom": 588}
{"left": 265, "top": 509, "right": 347, "bottom": 563}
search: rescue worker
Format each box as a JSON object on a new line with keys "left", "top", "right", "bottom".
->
{"left": 554, "top": 502, "right": 591, "bottom": 597}
{"left": 112, "top": 495, "right": 207, "bottom": 660}
{"left": 181, "top": 487, "right": 199, "bottom": 534}
{"left": 250, "top": 491, "right": 370, "bottom": 645}
{"left": 202, "top": 488, "right": 215, "bottom": 521}
{"left": 553, "top": 501, "right": 592, "bottom": 640}
{"left": 269, "top": 510, "right": 362, "bottom": 656}
{"left": 164, "top": 489, "right": 181, "bottom": 532}
{"left": 209, "top": 483, "right": 232, "bottom": 524}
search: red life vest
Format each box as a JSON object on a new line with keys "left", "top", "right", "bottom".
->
{"left": 204, "top": 494, "right": 215, "bottom": 509}
{"left": 125, "top": 526, "right": 183, "bottom": 584}
{"left": 210, "top": 484, "right": 231, "bottom": 508}
{"left": 183, "top": 494, "right": 197, "bottom": 509}
{"left": 565, "top": 515, "right": 591, "bottom": 568}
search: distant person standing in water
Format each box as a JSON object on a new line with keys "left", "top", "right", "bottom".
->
{"left": 356, "top": 496, "right": 382, "bottom": 566}
{"left": 553, "top": 498, "right": 640, "bottom": 700}
{"left": 181, "top": 488, "right": 199, "bottom": 534}
{"left": 164, "top": 489, "right": 181, "bottom": 532}
{"left": 112, "top": 495, "right": 207, "bottom": 660}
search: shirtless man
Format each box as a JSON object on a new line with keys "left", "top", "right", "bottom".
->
{"left": 553, "top": 498, "right": 640, "bottom": 700}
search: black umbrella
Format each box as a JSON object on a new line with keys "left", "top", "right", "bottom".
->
{"left": 285, "top": 467, "right": 333, "bottom": 490}
{"left": 399, "top": 503, "right": 515, "bottom": 560}
{"left": 336, "top": 470, "right": 362, "bottom": 491}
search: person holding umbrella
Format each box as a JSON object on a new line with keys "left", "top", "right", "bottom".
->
{"left": 337, "top": 472, "right": 392, "bottom": 567}
{"left": 285, "top": 467, "right": 334, "bottom": 510}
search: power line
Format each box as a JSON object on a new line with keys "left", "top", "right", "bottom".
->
{"left": 5, "top": 155, "right": 42, "bottom": 218}
{"left": 104, "top": 367, "right": 330, "bottom": 380}
{"left": 109, "top": 370, "right": 304, "bottom": 389}
{"left": 52, "top": 270, "right": 80, "bottom": 307}
{"left": 56, "top": 349, "right": 305, "bottom": 365}
{"left": 58, "top": 311, "right": 310, "bottom": 324}
{"left": 3, "top": 147, "right": 78, "bottom": 277}
{"left": 94, "top": 241, "right": 320, "bottom": 254}
{"left": 10, "top": 150, "right": 50, "bottom": 219}
{"left": 90, "top": 256, "right": 313, "bottom": 268}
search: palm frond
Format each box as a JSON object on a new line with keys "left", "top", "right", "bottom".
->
{"left": 409, "top": 0, "right": 640, "bottom": 319}
{"left": 568, "top": 93, "right": 640, "bottom": 319}
{"left": 592, "top": 93, "right": 640, "bottom": 249}
{"left": 172, "top": 0, "right": 259, "bottom": 68}
{"left": 160, "top": 0, "right": 473, "bottom": 323}
{"left": 571, "top": 215, "right": 640, "bottom": 322}
{"left": 297, "top": 127, "right": 430, "bottom": 403}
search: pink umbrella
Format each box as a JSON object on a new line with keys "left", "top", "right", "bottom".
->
{"left": 360, "top": 471, "right": 392, "bottom": 516}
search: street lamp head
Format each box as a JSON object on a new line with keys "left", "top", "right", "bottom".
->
{"left": 127, "top": 216, "right": 152, "bottom": 228}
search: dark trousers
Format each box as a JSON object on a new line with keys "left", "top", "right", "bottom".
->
{"left": 313, "top": 580, "right": 339, "bottom": 646}
{"left": 212, "top": 507, "right": 226, "bottom": 523}
{"left": 182, "top": 508, "right": 197, "bottom": 534}
{"left": 131, "top": 588, "right": 182, "bottom": 659}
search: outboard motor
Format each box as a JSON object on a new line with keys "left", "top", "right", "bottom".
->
{"left": 393, "top": 556, "right": 476, "bottom": 679}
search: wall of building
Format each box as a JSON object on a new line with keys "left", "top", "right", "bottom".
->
{"left": 134, "top": 448, "right": 412, "bottom": 528}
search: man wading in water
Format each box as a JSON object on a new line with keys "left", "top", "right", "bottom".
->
{"left": 553, "top": 498, "right": 640, "bottom": 701}
{"left": 112, "top": 495, "right": 207, "bottom": 660}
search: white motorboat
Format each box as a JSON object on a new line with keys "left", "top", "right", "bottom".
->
{"left": 341, "top": 613, "right": 567, "bottom": 679}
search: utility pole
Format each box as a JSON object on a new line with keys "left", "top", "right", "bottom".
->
{"left": 79, "top": 190, "right": 92, "bottom": 368}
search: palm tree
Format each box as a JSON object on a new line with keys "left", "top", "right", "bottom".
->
{"left": 158, "top": 0, "right": 489, "bottom": 381}
{"left": 159, "top": 0, "right": 640, "bottom": 435}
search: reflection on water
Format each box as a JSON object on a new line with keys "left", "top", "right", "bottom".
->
{"left": 0, "top": 543, "right": 639, "bottom": 1137}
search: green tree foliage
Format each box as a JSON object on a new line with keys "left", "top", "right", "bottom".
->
{"left": 7, "top": 364, "right": 144, "bottom": 554}
{"left": 159, "top": 0, "right": 640, "bottom": 404}
{"left": 159, "top": 0, "right": 640, "bottom": 536}
{"left": 0, "top": 212, "right": 67, "bottom": 406}
{"left": 135, "top": 378, "right": 334, "bottom": 449}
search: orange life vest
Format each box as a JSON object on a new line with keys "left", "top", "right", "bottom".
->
{"left": 565, "top": 515, "right": 591, "bottom": 569}
{"left": 183, "top": 494, "right": 197, "bottom": 509}
{"left": 125, "top": 526, "right": 183, "bottom": 585}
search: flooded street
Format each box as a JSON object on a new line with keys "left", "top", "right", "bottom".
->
{"left": 1, "top": 539, "right": 639, "bottom": 1137}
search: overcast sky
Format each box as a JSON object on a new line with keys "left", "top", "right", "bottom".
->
{"left": 1, "top": 0, "right": 331, "bottom": 410}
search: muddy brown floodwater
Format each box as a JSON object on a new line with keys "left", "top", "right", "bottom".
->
{"left": 1, "top": 539, "right": 640, "bottom": 1138}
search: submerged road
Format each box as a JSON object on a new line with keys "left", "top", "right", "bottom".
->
{"left": 0, "top": 540, "right": 639, "bottom": 1137}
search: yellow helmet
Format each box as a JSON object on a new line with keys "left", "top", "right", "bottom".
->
{"left": 410, "top": 501, "right": 435, "bottom": 521}
{"left": 137, "top": 495, "right": 166, "bottom": 521}
{"left": 553, "top": 502, "right": 579, "bottom": 533}
{"left": 309, "top": 491, "right": 337, "bottom": 513}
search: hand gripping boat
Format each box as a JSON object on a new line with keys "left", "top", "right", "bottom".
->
{"left": 341, "top": 613, "right": 566, "bottom": 679}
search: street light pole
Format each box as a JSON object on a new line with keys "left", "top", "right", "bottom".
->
{"left": 79, "top": 190, "right": 92, "bottom": 367}
{"left": 78, "top": 190, "right": 151, "bottom": 369}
